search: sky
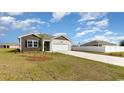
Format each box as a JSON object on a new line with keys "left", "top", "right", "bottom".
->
{"left": 0, "top": 12, "right": 124, "bottom": 45}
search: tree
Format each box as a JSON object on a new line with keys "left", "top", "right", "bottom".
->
{"left": 120, "top": 40, "right": 124, "bottom": 46}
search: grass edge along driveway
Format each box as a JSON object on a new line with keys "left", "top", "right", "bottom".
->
{"left": 75, "top": 50, "right": 124, "bottom": 58}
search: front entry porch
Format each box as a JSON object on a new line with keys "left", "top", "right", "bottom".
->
{"left": 43, "top": 41, "right": 50, "bottom": 51}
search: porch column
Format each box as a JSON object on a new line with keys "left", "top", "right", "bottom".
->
{"left": 50, "top": 41, "right": 52, "bottom": 51}
{"left": 42, "top": 40, "right": 44, "bottom": 51}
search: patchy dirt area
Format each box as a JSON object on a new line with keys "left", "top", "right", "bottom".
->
{"left": 20, "top": 54, "right": 53, "bottom": 62}
{"left": 26, "top": 55, "right": 53, "bottom": 61}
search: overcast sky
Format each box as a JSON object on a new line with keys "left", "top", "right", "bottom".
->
{"left": 0, "top": 12, "right": 124, "bottom": 44}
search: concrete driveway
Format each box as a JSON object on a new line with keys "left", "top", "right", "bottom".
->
{"left": 59, "top": 51, "right": 124, "bottom": 67}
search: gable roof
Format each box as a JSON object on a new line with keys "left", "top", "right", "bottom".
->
{"left": 18, "top": 33, "right": 41, "bottom": 39}
{"left": 81, "top": 40, "right": 116, "bottom": 46}
{"left": 53, "top": 35, "right": 70, "bottom": 41}
{"left": 18, "top": 33, "right": 70, "bottom": 41}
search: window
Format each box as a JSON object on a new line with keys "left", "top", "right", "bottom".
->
{"left": 34, "top": 40, "right": 38, "bottom": 48}
{"left": 27, "top": 40, "right": 39, "bottom": 48}
{"left": 27, "top": 40, "right": 33, "bottom": 47}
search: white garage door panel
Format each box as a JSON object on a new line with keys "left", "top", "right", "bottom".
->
{"left": 52, "top": 44, "right": 69, "bottom": 51}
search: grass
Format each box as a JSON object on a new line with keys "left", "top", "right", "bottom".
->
{"left": 0, "top": 49, "right": 124, "bottom": 80}
{"left": 77, "top": 50, "right": 124, "bottom": 57}
{"left": 106, "top": 52, "right": 124, "bottom": 57}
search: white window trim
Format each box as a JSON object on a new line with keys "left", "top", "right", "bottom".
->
{"left": 33, "top": 40, "right": 39, "bottom": 48}
{"left": 27, "top": 40, "right": 39, "bottom": 48}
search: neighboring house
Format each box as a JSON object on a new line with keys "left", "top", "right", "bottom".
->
{"left": 72, "top": 40, "right": 124, "bottom": 52}
{"left": 80, "top": 40, "right": 116, "bottom": 46}
{"left": 18, "top": 33, "right": 71, "bottom": 52}
{"left": 0, "top": 43, "right": 19, "bottom": 49}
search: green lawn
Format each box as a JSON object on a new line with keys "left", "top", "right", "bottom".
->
{"left": 106, "top": 52, "right": 124, "bottom": 57}
{"left": 0, "top": 49, "right": 124, "bottom": 80}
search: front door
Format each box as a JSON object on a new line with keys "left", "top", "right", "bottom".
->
{"left": 44, "top": 41, "right": 50, "bottom": 51}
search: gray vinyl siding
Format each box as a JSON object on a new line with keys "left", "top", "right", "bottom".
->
{"left": 20, "top": 34, "right": 41, "bottom": 51}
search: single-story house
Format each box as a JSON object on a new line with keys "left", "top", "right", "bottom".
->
{"left": 72, "top": 40, "right": 124, "bottom": 52}
{"left": 80, "top": 40, "right": 116, "bottom": 46}
{"left": 0, "top": 43, "right": 19, "bottom": 49}
{"left": 18, "top": 33, "right": 71, "bottom": 52}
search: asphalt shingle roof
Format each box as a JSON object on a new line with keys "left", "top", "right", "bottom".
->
{"left": 81, "top": 40, "right": 116, "bottom": 46}
{"left": 36, "top": 33, "right": 54, "bottom": 39}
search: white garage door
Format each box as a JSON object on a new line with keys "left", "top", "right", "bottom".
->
{"left": 52, "top": 44, "right": 69, "bottom": 51}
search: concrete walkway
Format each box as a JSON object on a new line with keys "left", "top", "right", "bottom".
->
{"left": 59, "top": 51, "right": 124, "bottom": 67}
